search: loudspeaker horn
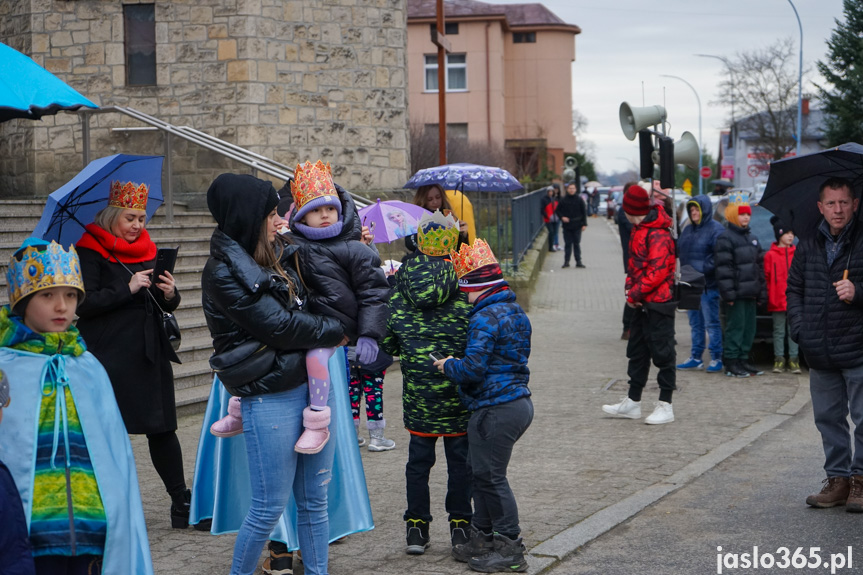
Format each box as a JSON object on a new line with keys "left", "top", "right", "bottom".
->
{"left": 619, "top": 102, "right": 667, "bottom": 141}
{"left": 673, "top": 131, "right": 700, "bottom": 170}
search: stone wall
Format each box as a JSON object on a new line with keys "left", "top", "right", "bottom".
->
{"left": 0, "top": 0, "right": 410, "bottom": 200}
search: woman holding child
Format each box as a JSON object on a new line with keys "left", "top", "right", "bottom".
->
{"left": 201, "top": 173, "right": 348, "bottom": 575}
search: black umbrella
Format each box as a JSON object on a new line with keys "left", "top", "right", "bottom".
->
{"left": 760, "top": 143, "right": 863, "bottom": 240}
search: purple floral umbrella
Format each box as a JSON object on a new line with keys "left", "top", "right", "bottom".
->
{"left": 357, "top": 199, "right": 431, "bottom": 244}
{"left": 404, "top": 163, "right": 523, "bottom": 193}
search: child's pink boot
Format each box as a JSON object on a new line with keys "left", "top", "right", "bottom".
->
{"left": 294, "top": 406, "right": 331, "bottom": 454}
{"left": 210, "top": 396, "right": 244, "bottom": 437}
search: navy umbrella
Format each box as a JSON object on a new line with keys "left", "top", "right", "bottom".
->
{"left": 760, "top": 143, "right": 863, "bottom": 240}
{"left": 32, "top": 154, "right": 164, "bottom": 247}
{"left": 0, "top": 42, "right": 98, "bottom": 122}
{"left": 404, "top": 163, "right": 523, "bottom": 193}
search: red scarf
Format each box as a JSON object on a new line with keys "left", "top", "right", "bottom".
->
{"left": 76, "top": 223, "right": 158, "bottom": 263}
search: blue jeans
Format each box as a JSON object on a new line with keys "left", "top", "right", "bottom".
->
{"left": 545, "top": 221, "right": 560, "bottom": 251}
{"left": 810, "top": 365, "right": 863, "bottom": 477}
{"left": 686, "top": 288, "right": 722, "bottom": 361}
{"left": 469, "top": 397, "right": 533, "bottom": 538}
{"left": 772, "top": 312, "right": 799, "bottom": 358}
{"left": 231, "top": 384, "right": 335, "bottom": 575}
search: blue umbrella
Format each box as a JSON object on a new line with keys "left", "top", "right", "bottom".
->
{"left": 0, "top": 42, "right": 98, "bottom": 122}
{"left": 32, "top": 154, "right": 164, "bottom": 247}
{"left": 404, "top": 163, "right": 523, "bottom": 193}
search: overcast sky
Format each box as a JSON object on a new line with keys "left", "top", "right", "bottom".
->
{"left": 491, "top": 0, "right": 847, "bottom": 176}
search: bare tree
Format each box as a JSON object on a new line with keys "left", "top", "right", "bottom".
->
{"left": 716, "top": 38, "right": 809, "bottom": 161}
{"left": 409, "top": 121, "right": 514, "bottom": 175}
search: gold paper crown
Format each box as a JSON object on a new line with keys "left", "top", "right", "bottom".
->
{"left": 727, "top": 190, "right": 750, "bottom": 206}
{"left": 6, "top": 239, "right": 84, "bottom": 309}
{"left": 451, "top": 238, "right": 499, "bottom": 279}
{"left": 108, "top": 180, "right": 149, "bottom": 211}
{"left": 417, "top": 210, "right": 459, "bottom": 256}
{"left": 291, "top": 160, "right": 338, "bottom": 210}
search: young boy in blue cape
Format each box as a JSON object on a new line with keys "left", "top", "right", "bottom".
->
{"left": 0, "top": 238, "right": 153, "bottom": 575}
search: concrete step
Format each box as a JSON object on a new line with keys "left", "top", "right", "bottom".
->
{"left": 173, "top": 358, "right": 214, "bottom": 391}
{"left": 176, "top": 335, "right": 214, "bottom": 364}
{"left": 175, "top": 383, "right": 214, "bottom": 417}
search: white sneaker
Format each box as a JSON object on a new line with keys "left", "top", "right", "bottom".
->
{"left": 602, "top": 397, "right": 642, "bottom": 419}
{"left": 645, "top": 401, "right": 674, "bottom": 425}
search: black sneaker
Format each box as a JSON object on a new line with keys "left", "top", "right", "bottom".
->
{"left": 725, "top": 360, "right": 750, "bottom": 378}
{"left": 449, "top": 518, "right": 470, "bottom": 547}
{"left": 405, "top": 518, "right": 430, "bottom": 555}
{"left": 576, "top": 263, "right": 586, "bottom": 268}
{"left": 452, "top": 526, "right": 494, "bottom": 562}
{"left": 739, "top": 361, "right": 764, "bottom": 376}
{"left": 468, "top": 533, "right": 528, "bottom": 573}
{"left": 262, "top": 541, "right": 293, "bottom": 575}
{"left": 561, "top": 263, "right": 570, "bottom": 268}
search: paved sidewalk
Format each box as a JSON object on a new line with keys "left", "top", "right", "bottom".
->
{"left": 138, "top": 219, "right": 806, "bottom": 574}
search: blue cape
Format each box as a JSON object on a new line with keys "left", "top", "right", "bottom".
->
{"left": 0, "top": 348, "right": 153, "bottom": 575}
{"left": 190, "top": 350, "right": 374, "bottom": 546}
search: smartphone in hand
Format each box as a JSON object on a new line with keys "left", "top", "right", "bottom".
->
{"left": 153, "top": 247, "right": 179, "bottom": 283}
{"left": 429, "top": 351, "right": 447, "bottom": 362}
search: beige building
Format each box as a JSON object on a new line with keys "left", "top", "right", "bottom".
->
{"left": 407, "top": 0, "right": 579, "bottom": 176}
{"left": 0, "top": 0, "right": 411, "bottom": 200}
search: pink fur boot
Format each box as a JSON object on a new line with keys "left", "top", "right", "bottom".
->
{"left": 294, "top": 406, "right": 331, "bottom": 454}
{"left": 210, "top": 396, "right": 244, "bottom": 437}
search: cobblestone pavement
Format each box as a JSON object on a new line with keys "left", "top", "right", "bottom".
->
{"left": 137, "top": 218, "right": 806, "bottom": 574}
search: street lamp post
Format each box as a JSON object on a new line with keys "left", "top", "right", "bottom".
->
{"left": 695, "top": 53, "right": 734, "bottom": 123}
{"left": 660, "top": 74, "right": 703, "bottom": 195}
{"left": 787, "top": 0, "right": 803, "bottom": 156}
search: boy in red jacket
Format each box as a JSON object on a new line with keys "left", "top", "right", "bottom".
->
{"left": 602, "top": 185, "right": 677, "bottom": 425}
{"left": 764, "top": 217, "right": 799, "bottom": 373}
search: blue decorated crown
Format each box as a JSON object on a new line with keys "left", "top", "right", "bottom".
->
{"left": 6, "top": 238, "right": 85, "bottom": 309}
{"left": 727, "top": 190, "right": 751, "bottom": 206}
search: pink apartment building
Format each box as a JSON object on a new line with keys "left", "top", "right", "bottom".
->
{"left": 407, "top": 0, "right": 580, "bottom": 177}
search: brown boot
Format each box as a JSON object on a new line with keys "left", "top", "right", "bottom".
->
{"left": 847, "top": 475, "right": 863, "bottom": 513}
{"left": 806, "top": 476, "right": 850, "bottom": 508}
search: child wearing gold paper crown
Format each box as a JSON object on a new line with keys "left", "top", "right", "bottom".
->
{"left": 434, "top": 238, "right": 533, "bottom": 573}
{"left": 210, "top": 161, "right": 391, "bottom": 454}
{"left": 0, "top": 238, "right": 153, "bottom": 575}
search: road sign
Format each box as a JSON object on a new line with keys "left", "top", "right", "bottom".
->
{"left": 682, "top": 179, "right": 692, "bottom": 194}
{"left": 700, "top": 166, "right": 712, "bottom": 179}
{"left": 747, "top": 165, "right": 761, "bottom": 178}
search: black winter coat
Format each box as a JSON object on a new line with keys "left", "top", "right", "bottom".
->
{"left": 556, "top": 192, "right": 587, "bottom": 230}
{"left": 787, "top": 222, "right": 863, "bottom": 370}
{"left": 76, "top": 248, "right": 181, "bottom": 435}
{"left": 202, "top": 230, "right": 345, "bottom": 397}
{"left": 714, "top": 224, "right": 766, "bottom": 303}
{"left": 288, "top": 187, "right": 389, "bottom": 343}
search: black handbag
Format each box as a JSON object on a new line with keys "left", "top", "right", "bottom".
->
{"left": 209, "top": 341, "right": 277, "bottom": 387}
{"left": 676, "top": 264, "right": 706, "bottom": 311}
{"left": 113, "top": 255, "right": 182, "bottom": 351}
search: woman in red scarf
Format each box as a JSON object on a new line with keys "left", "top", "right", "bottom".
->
{"left": 75, "top": 181, "right": 194, "bottom": 530}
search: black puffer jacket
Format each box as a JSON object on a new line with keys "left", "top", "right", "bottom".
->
{"left": 555, "top": 192, "right": 588, "bottom": 230}
{"left": 288, "top": 185, "right": 389, "bottom": 342}
{"left": 787, "top": 222, "right": 863, "bottom": 370}
{"left": 714, "top": 223, "right": 766, "bottom": 302}
{"left": 202, "top": 174, "right": 345, "bottom": 397}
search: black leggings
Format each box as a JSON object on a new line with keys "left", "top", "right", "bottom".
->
{"left": 146, "top": 430, "right": 187, "bottom": 496}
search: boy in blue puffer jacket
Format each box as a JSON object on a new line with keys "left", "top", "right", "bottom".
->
{"left": 677, "top": 195, "right": 725, "bottom": 373}
{"left": 434, "top": 239, "right": 533, "bottom": 574}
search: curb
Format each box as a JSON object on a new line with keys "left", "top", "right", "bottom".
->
{"left": 527, "top": 374, "right": 811, "bottom": 573}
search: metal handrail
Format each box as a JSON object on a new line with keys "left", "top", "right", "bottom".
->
{"left": 76, "top": 106, "right": 371, "bottom": 222}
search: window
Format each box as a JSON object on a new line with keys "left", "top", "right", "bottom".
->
{"left": 124, "top": 4, "right": 156, "bottom": 86}
{"left": 428, "top": 22, "right": 459, "bottom": 35}
{"left": 424, "top": 54, "right": 467, "bottom": 92}
{"left": 424, "top": 123, "right": 468, "bottom": 140}
{"left": 513, "top": 32, "right": 536, "bottom": 43}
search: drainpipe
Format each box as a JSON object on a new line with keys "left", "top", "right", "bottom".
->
{"left": 486, "top": 22, "right": 491, "bottom": 144}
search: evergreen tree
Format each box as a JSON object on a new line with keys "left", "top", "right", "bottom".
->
{"left": 816, "top": 0, "right": 863, "bottom": 146}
